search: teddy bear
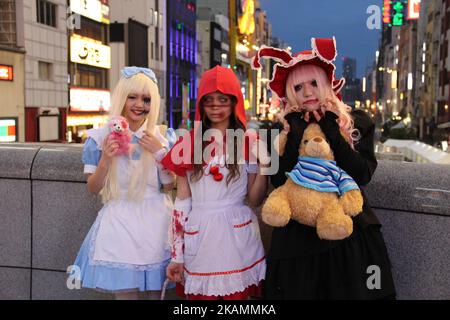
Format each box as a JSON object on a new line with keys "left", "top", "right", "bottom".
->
{"left": 107, "top": 116, "right": 132, "bottom": 156}
{"left": 262, "top": 123, "right": 364, "bottom": 240}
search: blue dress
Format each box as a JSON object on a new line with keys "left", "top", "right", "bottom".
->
{"left": 73, "top": 125, "right": 177, "bottom": 293}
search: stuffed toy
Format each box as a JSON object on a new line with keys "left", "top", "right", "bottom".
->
{"left": 107, "top": 116, "right": 132, "bottom": 156}
{"left": 262, "top": 123, "right": 364, "bottom": 240}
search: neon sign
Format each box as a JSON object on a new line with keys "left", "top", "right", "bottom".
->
{"left": 70, "top": 35, "right": 111, "bottom": 69}
{"left": 383, "top": 0, "right": 391, "bottom": 24}
{"left": 392, "top": 1, "right": 405, "bottom": 26}
{"left": 238, "top": 0, "right": 255, "bottom": 35}
{"left": 407, "top": 0, "right": 421, "bottom": 20}
{"left": 70, "top": 87, "right": 111, "bottom": 112}
{"left": 0, "top": 65, "right": 13, "bottom": 81}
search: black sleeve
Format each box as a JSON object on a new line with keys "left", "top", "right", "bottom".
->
{"left": 318, "top": 110, "right": 378, "bottom": 186}
{"left": 270, "top": 112, "right": 308, "bottom": 188}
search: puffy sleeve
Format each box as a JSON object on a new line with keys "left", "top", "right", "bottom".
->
{"left": 165, "top": 128, "right": 177, "bottom": 149}
{"left": 154, "top": 126, "right": 177, "bottom": 150}
{"left": 154, "top": 127, "right": 178, "bottom": 185}
{"left": 82, "top": 138, "right": 102, "bottom": 174}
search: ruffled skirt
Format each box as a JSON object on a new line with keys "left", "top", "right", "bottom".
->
{"left": 73, "top": 210, "right": 173, "bottom": 293}
{"left": 264, "top": 225, "right": 396, "bottom": 300}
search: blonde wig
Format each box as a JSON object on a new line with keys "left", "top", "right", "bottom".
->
{"left": 101, "top": 73, "right": 161, "bottom": 203}
{"left": 285, "top": 64, "right": 359, "bottom": 146}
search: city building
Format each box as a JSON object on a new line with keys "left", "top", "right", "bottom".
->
{"left": 109, "top": 0, "right": 168, "bottom": 125}
{"left": 23, "top": 0, "right": 69, "bottom": 142}
{"left": 415, "top": 0, "right": 441, "bottom": 143}
{"left": 437, "top": 0, "right": 450, "bottom": 140}
{"left": 342, "top": 57, "right": 356, "bottom": 82}
{"left": 377, "top": 25, "right": 400, "bottom": 120}
{"left": 166, "top": 0, "right": 197, "bottom": 128}
{"left": 0, "top": 0, "right": 25, "bottom": 142}
{"left": 197, "top": 8, "right": 230, "bottom": 75}
{"left": 254, "top": 2, "right": 272, "bottom": 117}
{"left": 341, "top": 57, "right": 362, "bottom": 109}
{"left": 66, "top": 0, "right": 111, "bottom": 143}
{"left": 376, "top": 1, "right": 420, "bottom": 134}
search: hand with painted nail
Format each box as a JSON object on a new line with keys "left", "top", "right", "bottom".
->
{"left": 139, "top": 130, "right": 164, "bottom": 154}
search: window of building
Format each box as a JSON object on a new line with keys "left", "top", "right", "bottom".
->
{"left": 0, "top": 0, "right": 16, "bottom": 47}
{"left": 38, "top": 61, "right": 53, "bottom": 80}
{"left": 213, "top": 48, "right": 221, "bottom": 63}
{"left": 155, "top": 29, "right": 159, "bottom": 61}
{"left": 70, "top": 64, "right": 107, "bottom": 89}
{"left": 158, "top": 76, "right": 164, "bottom": 99}
{"left": 151, "top": 42, "right": 154, "bottom": 60}
{"left": 36, "top": 0, "right": 57, "bottom": 28}
{"left": 222, "top": 30, "right": 229, "bottom": 45}
{"left": 128, "top": 19, "right": 148, "bottom": 67}
{"left": 75, "top": 17, "right": 104, "bottom": 43}
{"left": 161, "top": 45, "right": 163, "bottom": 63}
{"left": 150, "top": 9, "right": 154, "bottom": 25}
{"left": 110, "top": 23, "right": 124, "bottom": 42}
{"left": 214, "top": 28, "right": 221, "bottom": 42}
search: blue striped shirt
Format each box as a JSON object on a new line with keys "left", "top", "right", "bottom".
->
{"left": 286, "top": 157, "right": 360, "bottom": 196}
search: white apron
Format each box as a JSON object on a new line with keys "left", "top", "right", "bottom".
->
{"left": 183, "top": 160, "right": 266, "bottom": 296}
{"left": 87, "top": 125, "right": 173, "bottom": 266}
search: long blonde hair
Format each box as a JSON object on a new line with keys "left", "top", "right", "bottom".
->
{"left": 101, "top": 73, "right": 161, "bottom": 203}
{"left": 285, "top": 64, "right": 358, "bottom": 146}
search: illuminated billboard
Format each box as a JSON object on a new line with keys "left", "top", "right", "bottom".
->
{"left": 70, "top": 0, "right": 109, "bottom": 24}
{"left": 70, "top": 87, "right": 111, "bottom": 112}
{"left": 0, "top": 65, "right": 13, "bottom": 81}
{"left": 70, "top": 35, "right": 111, "bottom": 69}
{"left": 408, "top": 0, "right": 421, "bottom": 20}
{"left": 0, "top": 118, "right": 17, "bottom": 142}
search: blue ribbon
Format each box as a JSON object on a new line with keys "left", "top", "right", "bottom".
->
{"left": 121, "top": 66, "right": 158, "bottom": 84}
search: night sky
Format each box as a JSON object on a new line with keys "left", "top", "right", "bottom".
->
{"left": 259, "top": 0, "right": 383, "bottom": 79}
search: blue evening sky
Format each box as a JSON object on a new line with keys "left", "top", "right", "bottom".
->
{"left": 259, "top": 0, "right": 383, "bottom": 78}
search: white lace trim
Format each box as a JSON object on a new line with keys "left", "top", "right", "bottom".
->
{"left": 183, "top": 259, "right": 266, "bottom": 296}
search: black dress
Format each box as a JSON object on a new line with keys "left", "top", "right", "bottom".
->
{"left": 264, "top": 110, "right": 396, "bottom": 300}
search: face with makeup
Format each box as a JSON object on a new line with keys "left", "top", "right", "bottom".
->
{"left": 122, "top": 92, "right": 151, "bottom": 128}
{"left": 201, "top": 91, "right": 234, "bottom": 126}
{"left": 286, "top": 64, "right": 334, "bottom": 113}
{"left": 292, "top": 78, "right": 321, "bottom": 112}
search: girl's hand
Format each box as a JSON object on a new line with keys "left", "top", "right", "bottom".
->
{"left": 304, "top": 96, "right": 340, "bottom": 123}
{"left": 304, "top": 110, "right": 322, "bottom": 123}
{"left": 139, "top": 130, "right": 164, "bottom": 154}
{"left": 280, "top": 102, "right": 302, "bottom": 132}
{"left": 321, "top": 96, "right": 341, "bottom": 117}
{"left": 166, "top": 262, "right": 184, "bottom": 283}
{"left": 101, "top": 136, "right": 120, "bottom": 165}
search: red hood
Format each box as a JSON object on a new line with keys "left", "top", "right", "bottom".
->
{"left": 161, "top": 66, "right": 254, "bottom": 177}
{"left": 195, "top": 66, "right": 246, "bottom": 129}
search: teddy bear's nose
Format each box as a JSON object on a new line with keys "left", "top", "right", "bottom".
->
{"left": 313, "top": 137, "right": 323, "bottom": 143}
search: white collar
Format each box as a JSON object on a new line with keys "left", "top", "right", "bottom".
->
{"left": 130, "top": 121, "right": 147, "bottom": 139}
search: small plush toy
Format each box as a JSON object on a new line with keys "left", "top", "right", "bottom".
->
{"left": 107, "top": 116, "right": 132, "bottom": 156}
{"left": 262, "top": 123, "right": 364, "bottom": 240}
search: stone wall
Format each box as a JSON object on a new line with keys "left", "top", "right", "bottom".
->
{"left": 0, "top": 143, "right": 449, "bottom": 300}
